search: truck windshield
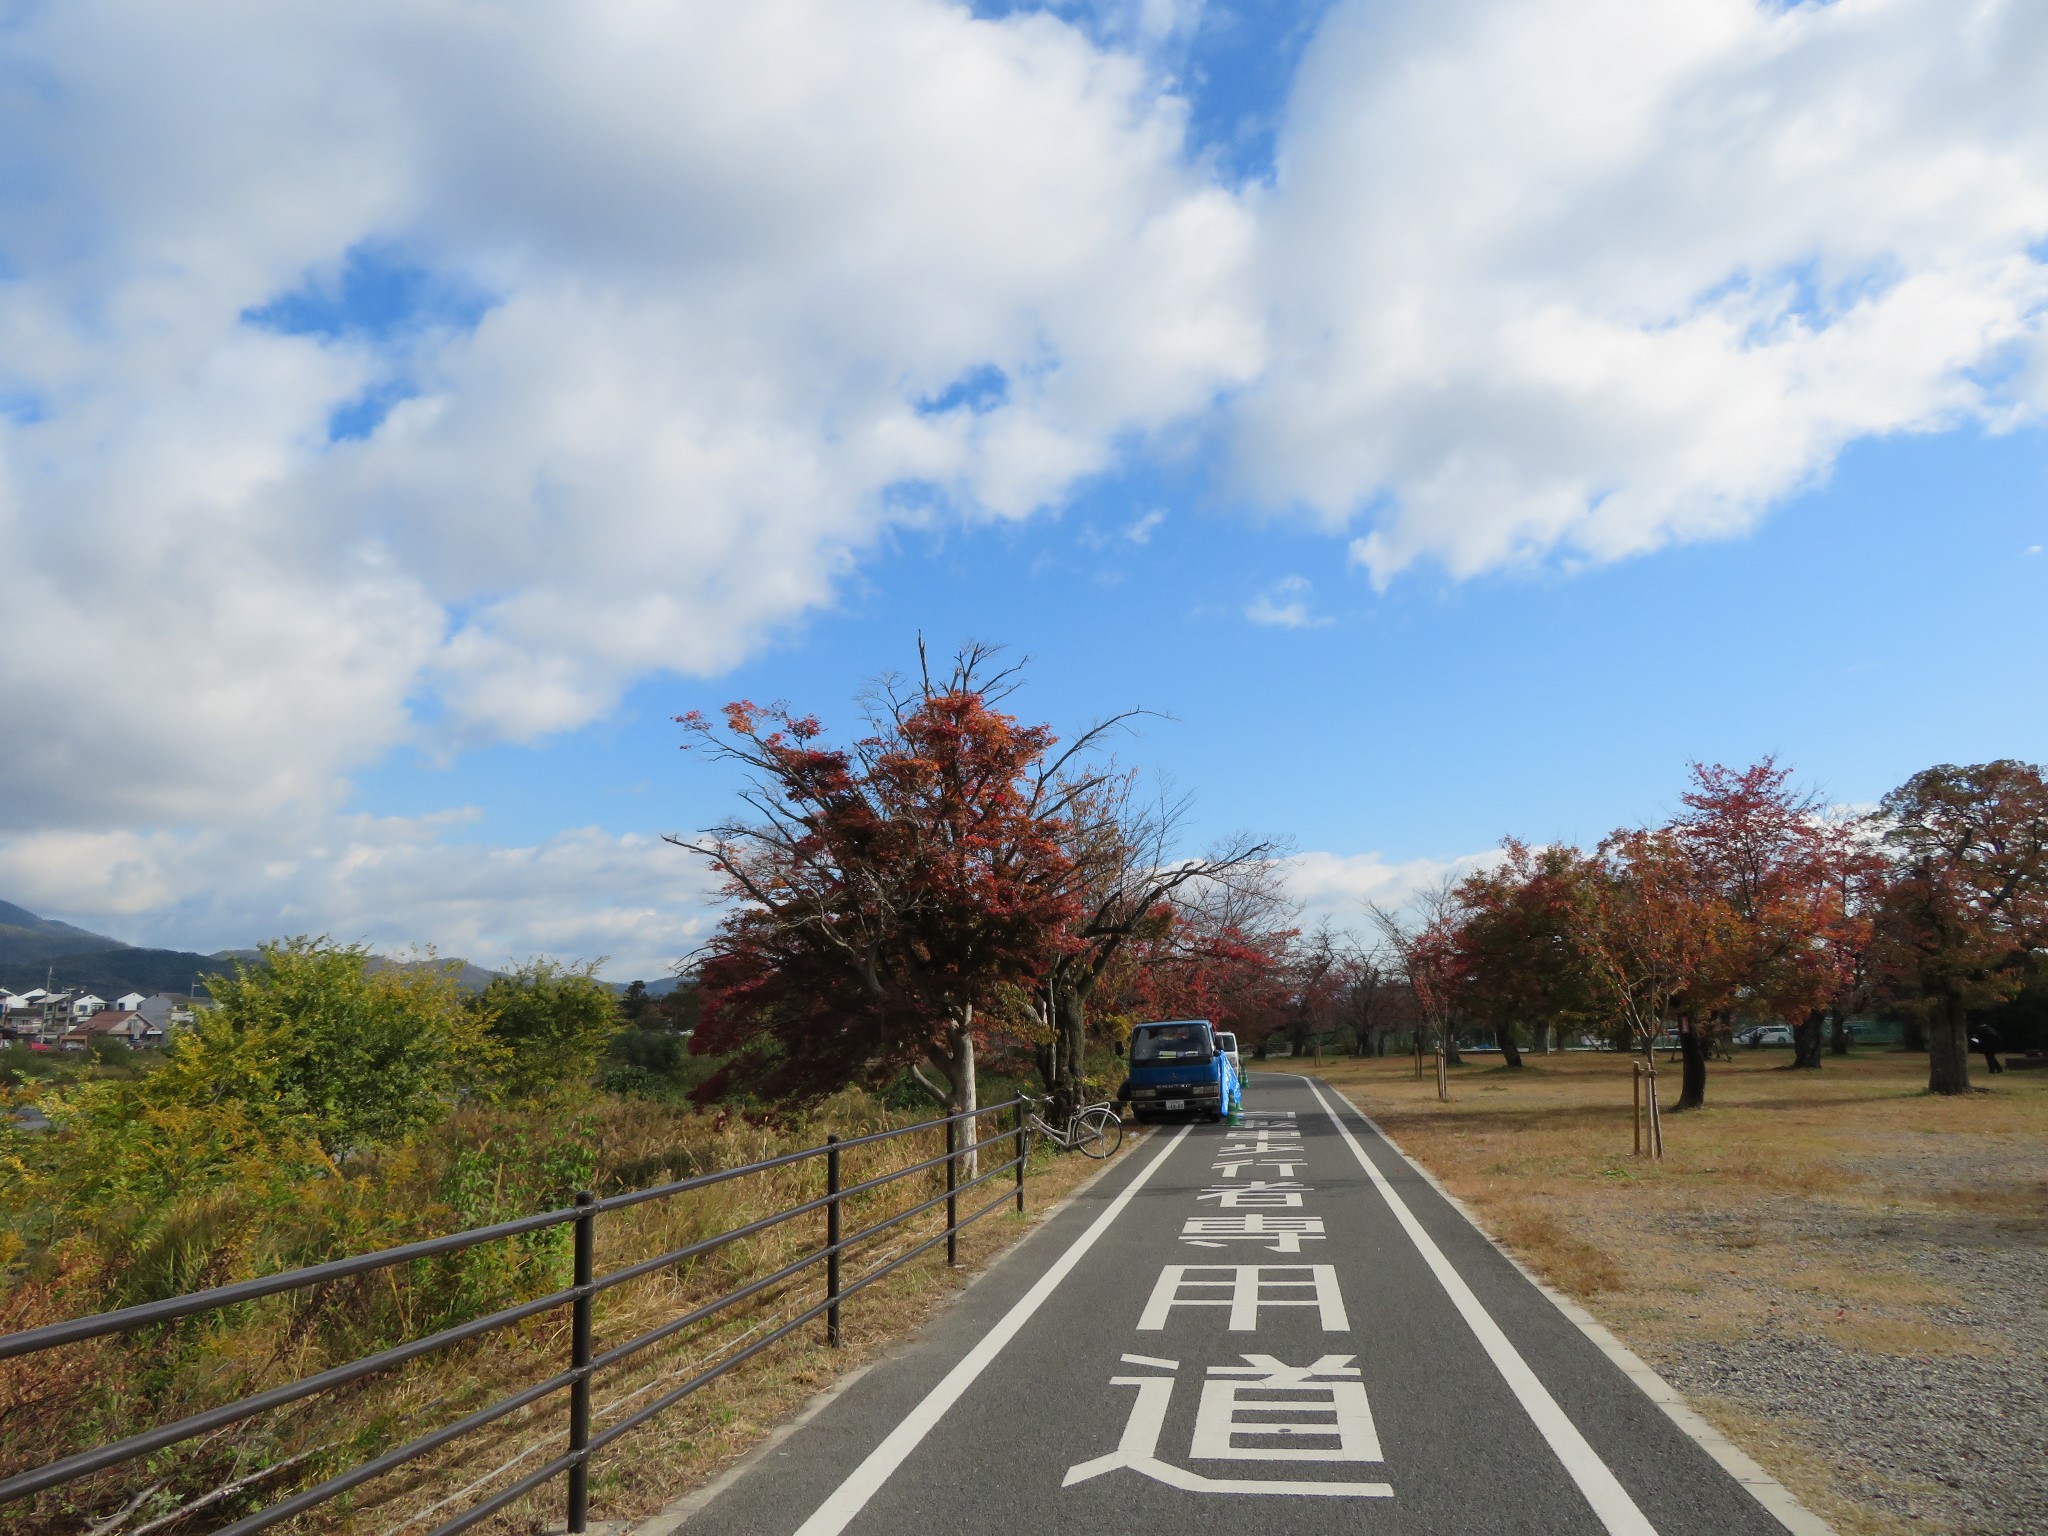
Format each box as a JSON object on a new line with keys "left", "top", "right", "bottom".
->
{"left": 1130, "top": 1024, "right": 1212, "bottom": 1064}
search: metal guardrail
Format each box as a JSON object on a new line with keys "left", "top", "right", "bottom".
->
{"left": 0, "top": 1098, "right": 1036, "bottom": 1535}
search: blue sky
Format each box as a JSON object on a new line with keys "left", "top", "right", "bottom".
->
{"left": 358, "top": 417, "right": 2048, "bottom": 858}
{"left": 1, "top": 0, "right": 2043, "bottom": 977}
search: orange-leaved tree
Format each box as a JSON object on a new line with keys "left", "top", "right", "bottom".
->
{"left": 676, "top": 644, "right": 1106, "bottom": 1130}
{"left": 1669, "top": 759, "right": 1841, "bottom": 1103}
{"left": 1571, "top": 826, "right": 1736, "bottom": 1097}
{"left": 1453, "top": 839, "right": 1601, "bottom": 1065}
{"left": 1371, "top": 880, "right": 1468, "bottom": 1066}
{"left": 1871, "top": 760, "right": 2048, "bottom": 1096}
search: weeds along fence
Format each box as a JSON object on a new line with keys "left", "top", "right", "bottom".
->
{"left": 0, "top": 1098, "right": 1035, "bottom": 1536}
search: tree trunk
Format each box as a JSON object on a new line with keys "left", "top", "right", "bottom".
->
{"left": 1791, "top": 1009, "right": 1826, "bottom": 1069}
{"left": 1676, "top": 1013, "right": 1707, "bottom": 1110}
{"left": 1496, "top": 1018, "right": 1523, "bottom": 1068}
{"left": 1927, "top": 995, "right": 1972, "bottom": 1096}
{"left": 1829, "top": 1006, "right": 1850, "bottom": 1056}
{"left": 1442, "top": 1025, "right": 1462, "bottom": 1066}
{"left": 1052, "top": 984, "right": 1088, "bottom": 1119}
{"left": 1533, "top": 1021, "right": 1551, "bottom": 1055}
{"left": 1900, "top": 1013, "right": 1928, "bottom": 1052}
{"left": 946, "top": 1018, "right": 980, "bottom": 1175}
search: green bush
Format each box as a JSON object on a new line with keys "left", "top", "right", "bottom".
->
{"left": 86, "top": 1037, "right": 131, "bottom": 1068}
{"left": 1, "top": 1042, "right": 53, "bottom": 1085}
{"left": 601, "top": 1028, "right": 718, "bottom": 1102}
{"left": 472, "top": 961, "right": 620, "bottom": 1104}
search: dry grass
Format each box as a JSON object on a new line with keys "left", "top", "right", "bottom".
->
{"left": 563, "top": 1126, "right": 1133, "bottom": 1533}
{"left": 5, "top": 1104, "right": 1137, "bottom": 1536}
{"left": 301, "top": 1118, "right": 1133, "bottom": 1536}
{"left": 1279, "top": 1049, "right": 2048, "bottom": 1536}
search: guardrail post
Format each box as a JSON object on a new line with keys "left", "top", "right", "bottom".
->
{"left": 567, "top": 1190, "right": 595, "bottom": 1534}
{"left": 1013, "top": 1100, "right": 1026, "bottom": 1213}
{"left": 945, "top": 1114, "right": 960, "bottom": 1266}
{"left": 826, "top": 1134, "right": 843, "bottom": 1347}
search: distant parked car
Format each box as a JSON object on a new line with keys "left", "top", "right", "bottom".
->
{"left": 1737, "top": 1024, "right": 1795, "bottom": 1048}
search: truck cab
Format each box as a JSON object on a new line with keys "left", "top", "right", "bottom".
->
{"left": 1117, "top": 1018, "right": 1241, "bottom": 1122}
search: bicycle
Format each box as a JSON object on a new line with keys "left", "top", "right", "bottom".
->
{"left": 1022, "top": 1094, "right": 1124, "bottom": 1159}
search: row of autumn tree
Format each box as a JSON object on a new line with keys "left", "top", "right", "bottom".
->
{"left": 1377, "top": 757, "right": 2048, "bottom": 1110}
{"left": 678, "top": 645, "right": 2048, "bottom": 1116}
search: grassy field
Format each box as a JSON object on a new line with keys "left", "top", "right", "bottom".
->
{"left": 2, "top": 1099, "right": 1136, "bottom": 1536}
{"left": 1268, "top": 1049, "right": 2048, "bottom": 1536}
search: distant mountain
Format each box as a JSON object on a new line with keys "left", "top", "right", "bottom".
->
{"left": 0, "top": 899, "right": 686, "bottom": 1000}
{"left": 0, "top": 900, "right": 131, "bottom": 965}
{"left": 0, "top": 946, "right": 222, "bottom": 999}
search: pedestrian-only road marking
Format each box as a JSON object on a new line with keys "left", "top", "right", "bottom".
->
{"left": 1301, "top": 1076, "right": 1659, "bottom": 1536}
{"left": 790, "top": 1124, "right": 1193, "bottom": 1536}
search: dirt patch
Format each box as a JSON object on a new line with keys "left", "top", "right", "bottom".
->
{"left": 1288, "top": 1051, "right": 2048, "bottom": 1536}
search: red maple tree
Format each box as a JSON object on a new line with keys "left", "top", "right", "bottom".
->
{"left": 677, "top": 645, "right": 1089, "bottom": 1123}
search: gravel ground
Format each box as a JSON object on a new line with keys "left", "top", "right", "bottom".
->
{"left": 1661, "top": 1330, "right": 2047, "bottom": 1534}
{"left": 1648, "top": 1150, "right": 2048, "bottom": 1536}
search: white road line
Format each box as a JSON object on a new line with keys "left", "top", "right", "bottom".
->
{"left": 791, "top": 1124, "right": 1193, "bottom": 1536}
{"left": 1317, "top": 1080, "right": 1835, "bottom": 1536}
{"left": 1301, "top": 1077, "right": 1659, "bottom": 1536}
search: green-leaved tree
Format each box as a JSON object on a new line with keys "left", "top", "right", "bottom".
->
{"left": 472, "top": 960, "right": 620, "bottom": 1103}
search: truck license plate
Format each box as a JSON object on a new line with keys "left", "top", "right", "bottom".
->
{"left": 1163, "top": 1099, "right": 1185, "bottom": 1110}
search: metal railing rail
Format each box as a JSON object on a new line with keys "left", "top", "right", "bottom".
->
{"left": 0, "top": 1098, "right": 1037, "bottom": 1536}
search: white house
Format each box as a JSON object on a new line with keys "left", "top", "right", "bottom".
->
{"left": 70, "top": 994, "right": 108, "bottom": 1020}
{"left": 114, "top": 991, "right": 147, "bottom": 1012}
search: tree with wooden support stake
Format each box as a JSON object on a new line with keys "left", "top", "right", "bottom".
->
{"left": 1631, "top": 1058, "right": 1663, "bottom": 1160}
{"left": 1568, "top": 829, "right": 1724, "bottom": 1153}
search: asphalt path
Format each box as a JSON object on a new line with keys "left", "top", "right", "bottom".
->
{"left": 679, "top": 1073, "right": 1793, "bottom": 1536}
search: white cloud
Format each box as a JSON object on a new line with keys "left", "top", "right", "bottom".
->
{"left": 0, "top": 812, "right": 724, "bottom": 982}
{"left": 1244, "top": 574, "right": 1329, "bottom": 628}
{"left": 0, "top": 0, "right": 1260, "bottom": 830}
{"left": 4, "top": 0, "right": 2046, "bottom": 954}
{"left": 1236, "top": 0, "right": 2048, "bottom": 583}
{"left": 1281, "top": 848, "right": 1502, "bottom": 937}
{"left": 1126, "top": 509, "right": 1169, "bottom": 544}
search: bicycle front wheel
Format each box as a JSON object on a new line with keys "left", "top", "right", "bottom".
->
{"left": 1075, "top": 1105, "right": 1123, "bottom": 1159}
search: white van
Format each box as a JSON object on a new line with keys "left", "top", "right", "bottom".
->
{"left": 1213, "top": 1030, "right": 1244, "bottom": 1085}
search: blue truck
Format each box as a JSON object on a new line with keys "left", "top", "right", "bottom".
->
{"left": 1117, "top": 1017, "right": 1242, "bottom": 1122}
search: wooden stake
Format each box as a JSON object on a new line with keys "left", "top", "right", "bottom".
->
{"left": 1645, "top": 1060, "right": 1664, "bottom": 1160}
{"left": 1435, "top": 1046, "right": 1448, "bottom": 1102}
{"left": 1632, "top": 1060, "right": 1643, "bottom": 1157}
